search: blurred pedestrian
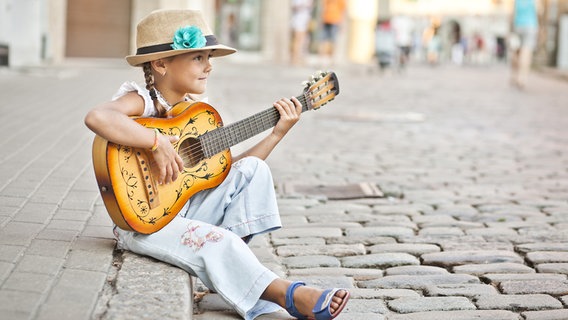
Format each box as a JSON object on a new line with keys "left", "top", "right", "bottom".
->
{"left": 375, "top": 19, "right": 397, "bottom": 72}
{"left": 84, "top": 9, "right": 350, "bottom": 320}
{"left": 318, "top": 0, "right": 346, "bottom": 66}
{"left": 423, "top": 20, "right": 441, "bottom": 65}
{"left": 391, "top": 15, "right": 414, "bottom": 69}
{"left": 510, "top": 0, "right": 538, "bottom": 89}
{"left": 290, "top": 0, "right": 314, "bottom": 66}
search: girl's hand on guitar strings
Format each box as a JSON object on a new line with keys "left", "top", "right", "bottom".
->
{"left": 272, "top": 97, "right": 302, "bottom": 139}
{"left": 152, "top": 134, "right": 184, "bottom": 184}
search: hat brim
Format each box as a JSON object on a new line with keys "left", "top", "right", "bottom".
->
{"left": 125, "top": 44, "right": 237, "bottom": 67}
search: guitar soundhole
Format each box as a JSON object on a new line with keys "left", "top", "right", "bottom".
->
{"left": 178, "top": 137, "right": 204, "bottom": 168}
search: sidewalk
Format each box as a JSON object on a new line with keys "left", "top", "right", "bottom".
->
{"left": 1, "top": 59, "right": 568, "bottom": 320}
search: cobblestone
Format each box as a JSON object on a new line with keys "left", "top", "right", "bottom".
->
{"left": 388, "top": 296, "right": 476, "bottom": 313}
{"left": 474, "top": 293, "right": 563, "bottom": 311}
{"left": 452, "top": 262, "right": 535, "bottom": 276}
{"left": 424, "top": 283, "right": 500, "bottom": 297}
{"left": 421, "top": 250, "right": 524, "bottom": 267}
{"left": 341, "top": 253, "right": 420, "bottom": 269}
{"left": 499, "top": 279, "right": 568, "bottom": 295}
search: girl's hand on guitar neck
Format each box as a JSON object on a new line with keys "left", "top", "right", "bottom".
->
{"left": 151, "top": 133, "right": 184, "bottom": 184}
{"left": 272, "top": 96, "right": 302, "bottom": 139}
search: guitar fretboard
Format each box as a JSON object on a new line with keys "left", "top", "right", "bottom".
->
{"left": 199, "top": 94, "right": 308, "bottom": 158}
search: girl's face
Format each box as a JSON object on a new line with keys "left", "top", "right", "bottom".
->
{"left": 164, "top": 49, "right": 213, "bottom": 95}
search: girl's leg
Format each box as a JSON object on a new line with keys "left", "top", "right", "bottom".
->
{"left": 182, "top": 157, "right": 282, "bottom": 238}
{"left": 115, "top": 215, "right": 280, "bottom": 319}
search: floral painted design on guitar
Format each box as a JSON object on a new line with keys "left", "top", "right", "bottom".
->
{"left": 114, "top": 106, "right": 230, "bottom": 227}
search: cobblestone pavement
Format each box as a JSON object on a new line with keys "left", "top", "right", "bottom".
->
{"left": 1, "top": 58, "right": 567, "bottom": 320}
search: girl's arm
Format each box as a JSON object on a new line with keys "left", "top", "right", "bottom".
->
{"left": 84, "top": 92, "right": 184, "bottom": 184}
{"left": 233, "top": 97, "right": 302, "bottom": 162}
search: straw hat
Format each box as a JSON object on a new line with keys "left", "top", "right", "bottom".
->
{"left": 126, "top": 9, "right": 237, "bottom": 66}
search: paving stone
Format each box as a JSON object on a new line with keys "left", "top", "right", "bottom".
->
{"left": 398, "top": 235, "right": 485, "bottom": 247}
{"left": 282, "top": 255, "right": 341, "bottom": 269}
{"left": 271, "top": 237, "right": 325, "bottom": 246}
{"left": 368, "top": 243, "right": 441, "bottom": 256}
{"left": 475, "top": 293, "right": 563, "bottom": 311}
{"left": 343, "top": 298, "right": 389, "bottom": 314}
{"left": 411, "top": 214, "right": 458, "bottom": 224}
{"left": 327, "top": 236, "right": 397, "bottom": 246}
{"left": 453, "top": 262, "right": 535, "bottom": 276}
{"left": 38, "top": 268, "right": 108, "bottom": 320}
{"left": 385, "top": 310, "right": 519, "bottom": 320}
{"left": 385, "top": 265, "right": 448, "bottom": 276}
{"left": 338, "top": 312, "right": 385, "bottom": 320}
{"left": 536, "top": 263, "right": 568, "bottom": 274}
{"left": 348, "top": 288, "right": 420, "bottom": 299}
{"left": 424, "top": 283, "right": 499, "bottom": 297}
{"left": 372, "top": 204, "right": 433, "bottom": 216}
{"left": 465, "top": 227, "right": 518, "bottom": 237}
{"left": 359, "top": 274, "right": 479, "bottom": 290}
{"left": 0, "top": 222, "right": 44, "bottom": 246}
{"left": 522, "top": 309, "right": 568, "bottom": 320}
{"left": 418, "top": 227, "right": 464, "bottom": 236}
{"left": 526, "top": 251, "right": 568, "bottom": 264}
{"left": 0, "top": 290, "right": 43, "bottom": 315}
{"left": 276, "top": 243, "right": 365, "bottom": 257}
{"left": 499, "top": 279, "right": 568, "bottom": 295}
{"left": 341, "top": 253, "right": 419, "bottom": 269}
{"left": 439, "top": 241, "right": 514, "bottom": 251}
{"left": 388, "top": 296, "right": 476, "bottom": 313}
{"left": 481, "top": 273, "right": 567, "bottom": 286}
{"left": 17, "top": 255, "right": 64, "bottom": 276}
{"left": 0, "top": 245, "right": 26, "bottom": 263}
{"left": 418, "top": 220, "right": 484, "bottom": 229}
{"left": 271, "top": 227, "right": 342, "bottom": 239}
{"left": 345, "top": 227, "right": 415, "bottom": 239}
{"left": 492, "top": 220, "right": 556, "bottom": 230}
{"left": 421, "top": 250, "right": 524, "bottom": 267}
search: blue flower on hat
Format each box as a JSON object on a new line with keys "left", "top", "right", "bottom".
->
{"left": 171, "top": 25, "right": 207, "bottom": 50}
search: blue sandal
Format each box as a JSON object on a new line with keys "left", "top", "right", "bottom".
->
{"left": 285, "top": 281, "right": 308, "bottom": 319}
{"left": 312, "top": 288, "right": 350, "bottom": 320}
{"left": 285, "top": 281, "right": 351, "bottom": 320}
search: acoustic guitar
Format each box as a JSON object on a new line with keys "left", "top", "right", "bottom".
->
{"left": 92, "top": 71, "right": 339, "bottom": 234}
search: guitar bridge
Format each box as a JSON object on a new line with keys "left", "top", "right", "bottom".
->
{"left": 135, "top": 150, "right": 160, "bottom": 209}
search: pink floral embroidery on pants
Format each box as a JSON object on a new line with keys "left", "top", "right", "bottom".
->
{"left": 181, "top": 222, "right": 223, "bottom": 252}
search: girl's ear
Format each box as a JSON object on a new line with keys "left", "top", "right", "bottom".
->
{"left": 150, "top": 59, "right": 167, "bottom": 77}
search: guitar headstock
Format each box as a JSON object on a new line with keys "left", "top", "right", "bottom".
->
{"left": 302, "top": 71, "right": 340, "bottom": 111}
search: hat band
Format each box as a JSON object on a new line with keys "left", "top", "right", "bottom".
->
{"left": 136, "top": 35, "right": 219, "bottom": 55}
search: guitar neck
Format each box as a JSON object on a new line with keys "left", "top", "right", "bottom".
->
{"left": 200, "top": 94, "right": 309, "bottom": 158}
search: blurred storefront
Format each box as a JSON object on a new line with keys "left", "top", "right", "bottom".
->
{"left": 0, "top": 0, "right": 565, "bottom": 69}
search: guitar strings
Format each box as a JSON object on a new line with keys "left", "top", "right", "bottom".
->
{"left": 175, "top": 94, "right": 310, "bottom": 164}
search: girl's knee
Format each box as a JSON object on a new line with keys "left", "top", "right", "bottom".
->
{"left": 234, "top": 156, "right": 270, "bottom": 178}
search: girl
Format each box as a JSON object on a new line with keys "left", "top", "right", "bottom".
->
{"left": 84, "top": 9, "right": 350, "bottom": 320}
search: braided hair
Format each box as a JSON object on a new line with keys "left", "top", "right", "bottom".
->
{"left": 142, "top": 62, "right": 167, "bottom": 117}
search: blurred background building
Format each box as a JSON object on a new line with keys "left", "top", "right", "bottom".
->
{"left": 0, "top": 0, "right": 566, "bottom": 69}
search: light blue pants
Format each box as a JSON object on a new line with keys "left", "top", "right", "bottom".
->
{"left": 114, "top": 157, "right": 283, "bottom": 319}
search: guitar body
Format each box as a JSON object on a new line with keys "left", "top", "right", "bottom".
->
{"left": 92, "top": 101, "right": 231, "bottom": 234}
